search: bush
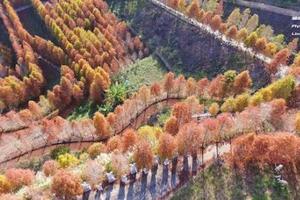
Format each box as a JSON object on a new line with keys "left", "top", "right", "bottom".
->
{"left": 81, "top": 160, "right": 104, "bottom": 189}
{"left": 17, "top": 158, "right": 43, "bottom": 172}
{"left": 50, "top": 146, "right": 70, "bottom": 160}
{"left": 51, "top": 170, "right": 83, "bottom": 199}
{"left": 110, "top": 151, "right": 129, "bottom": 178}
{"left": 133, "top": 139, "right": 154, "bottom": 170}
{"left": 122, "top": 129, "right": 138, "bottom": 152}
{"left": 57, "top": 153, "right": 79, "bottom": 168}
{"left": 0, "top": 175, "right": 11, "bottom": 194}
{"left": 99, "top": 82, "right": 128, "bottom": 115}
{"left": 42, "top": 160, "right": 59, "bottom": 177}
{"left": 157, "top": 133, "right": 177, "bottom": 160}
{"left": 138, "top": 125, "right": 162, "bottom": 153}
{"left": 87, "top": 143, "right": 107, "bottom": 159}
{"left": 107, "top": 135, "right": 123, "bottom": 152}
{"left": 5, "top": 168, "right": 34, "bottom": 191}
{"left": 157, "top": 108, "right": 171, "bottom": 126}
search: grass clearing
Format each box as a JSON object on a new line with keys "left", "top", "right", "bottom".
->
{"left": 67, "top": 55, "right": 165, "bottom": 120}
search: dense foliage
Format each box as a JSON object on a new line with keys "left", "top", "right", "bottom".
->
{"left": 0, "top": 0, "right": 300, "bottom": 199}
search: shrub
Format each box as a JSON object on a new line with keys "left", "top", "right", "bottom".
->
{"left": 81, "top": 160, "right": 104, "bottom": 188}
{"left": 164, "top": 116, "right": 179, "bottom": 135}
{"left": 157, "top": 133, "right": 177, "bottom": 160}
{"left": 0, "top": 175, "right": 11, "bottom": 194}
{"left": 122, "top": 129, "right": 138, "bottom": 152}
{"left": 87, "top": 143, "right": 107, "bottom": 159}
{"left": 50, "top": 146, "right": 70, "bottom": 160}
{"left": 133, "top": 139, "right": 154, "bottom": 170}
{"left": 51, "top": 170, "right": 83, "bottom": 199}
{"left": 138, "top": 125, "right": 162, "bottom": 152}
{"left": 93, "top": 112, "right": 112, "bottom": 138}
{"left": 42, "top": 160, "right": 59, "bottom": 177}
{"left": 107, "top": 135, "right": 123, "bottom": 152}
{"left": 208, "top": 103, "right": 220, "bottom": 116}
{"left": 110, "top": 151, "right": 129, "bottom": 178}
{"left": 17, "top": 158, "right": 43, "bottom": 172}
{"left": 5, "top": 168, "right": 34, "bottom": 191}
{"left": 57, "top": 153, "right": 79, "bottom": 168}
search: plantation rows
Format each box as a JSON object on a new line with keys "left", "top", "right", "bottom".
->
{"left": 0, "top": 0, "right": 300, "bottom": 199}
{"left": 0, "top": 0, "right": 147, "bottom": 112}
{"left": 163, "top": 0, "right": 300, "bottom": 75}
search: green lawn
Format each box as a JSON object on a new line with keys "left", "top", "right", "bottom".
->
{"left": 172, "top": 163, "right": 294, "bottom": 200}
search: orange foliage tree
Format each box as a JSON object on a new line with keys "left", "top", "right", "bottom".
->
{"left": 5, "top": 168, "right": 34, "bottom": 191}
{"left": 122, "top": 129, "right": 138, "bottom": 152}
{"left": 164, "top": 116, "right": 179, "bottom": 135}
{"left": 176, "top": 122, "right": 204, "bottom": 158}
{"left": 229, "top": 133, "right": 300, "bottom": 172}
{"left": 133, "top": 139, "right": 154, "bottom": 170}
{"left": 51, "top": 170, "right": 83, "bottom": 199}
{"left": 267, "top": 48, "right": 290, "bottom": 74}
{"left": 233, "top": 70, "right": 252, "bottom": 94}
{"left": 157, "top": 133, "right": 177, "bottom": 161}
{"left": 172, "top": 102, "right": 192, "bottom": 126}
{"left": 107, "top": 135, "right": 122, "bottom": 152}
{"left": 93, "top": 112, "right": 111, "bottom": 139}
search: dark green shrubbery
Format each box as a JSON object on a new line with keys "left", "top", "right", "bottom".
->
{"left": 50, "top": 146, "right": 70, "bottom": 160}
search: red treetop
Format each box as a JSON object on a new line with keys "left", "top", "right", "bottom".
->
{"left": 122, "top": 129, "right": 138, "bottom": 152}
{"left": 172, "top": 102, "right": 192, "bottom": 126}
{"left": 157, "top": 133, "right": 177, "bottom": 160}
{"left": 267, "top": 48, "right": 290, "bottom": 74}
{"left": 163, "top": 72, "right": 175, "bottom": 94}
{"left": 176, "top": 122, "right": 205, "bottom": 156}
{"left": 51, "top": 170, "right": 83, "bottom": 199}
{"left": 133, "top": 139, "right": 154, "bottom": 170}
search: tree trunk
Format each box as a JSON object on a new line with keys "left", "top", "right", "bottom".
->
{"left": 216, "top": 142, "right": 219, "bottom": 159}
{"left": 229, "top": 138, "right": 232, "bottom": 154}
{"left": 201, "top": 147, "right": 204, "bottom": 167}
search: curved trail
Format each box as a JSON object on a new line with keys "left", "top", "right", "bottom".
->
{"left": 0, "top": 97, "right": 182, "bottom": 168}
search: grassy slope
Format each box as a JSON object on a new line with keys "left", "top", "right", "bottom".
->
{"left": 113, "top": 55, "right": 166, "bottom": 93}
{"left": 67, "top": 55, "right": 166, "bottom": 120}
{"left": 172, "top": 163, "right": 293, "bottom": 200}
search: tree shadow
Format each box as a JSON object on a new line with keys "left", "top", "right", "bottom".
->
{"left": 229, "top": 167, "right": 247, "bottom": 200}
{"left": 171, "top": 158, "right": 178, "bottom": 188}
{"left": 179, "top": 156, "right": 190, "bottom": 183}
{"left": 192, "top": 156, "right": 199, "bottom": 176}
{"left": 94, "top": 189, "right": 102, "bottom": 200}
{"left": 161, "top": 165, "right": 169, "bottom": 194}
{"left": 138, "top": 172, "right": 148, "bottom": 200}
{"left": 209, "top": 162, "right": 228, "bottom": 200}
{"left": 149, "top": 166, "right": 158, "bottom": 199}
{"left": 104, "top": 184, "right": 114, "bottom": 200}
{"left": 117, "top": 183, "right": 126, "bottom": 200}
{"left": 244, "top": 164, "right": 268, "bottom": 200}
{"left": 126, "top": 181, "right": 135, "bottom": 200}
{"left": 82, "top": 190, "right": 91, "bottom": 200}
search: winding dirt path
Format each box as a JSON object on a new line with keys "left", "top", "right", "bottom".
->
{"left": 0, "top": 98, "right": 182, "bottom": 169}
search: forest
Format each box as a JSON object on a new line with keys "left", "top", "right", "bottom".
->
{"left": 0, "top": 0, "right": 299, "bottom": 199}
